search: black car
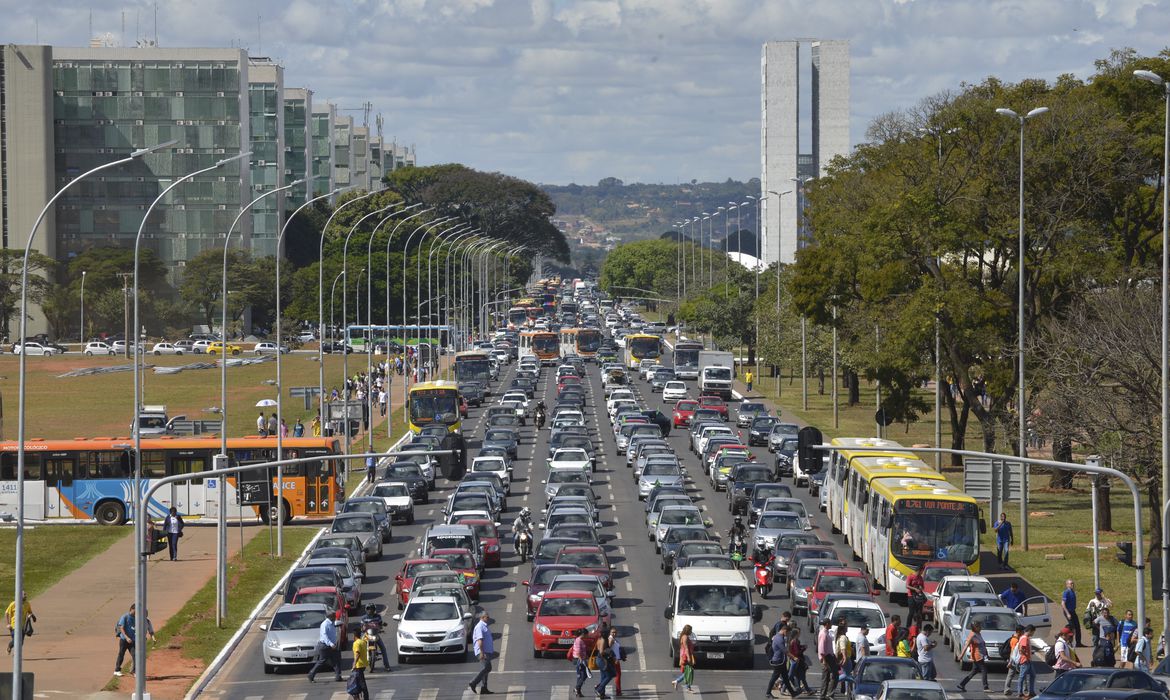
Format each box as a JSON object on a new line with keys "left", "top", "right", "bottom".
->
{"left": 1035, "top": 668, "right": 1169, "bottom": 700}
{"left": 747, "top": 483, "right": 795, "bottom": 526}
{"left": 645, "top": 484, "right": 689, "bottom": 511}
{"left": 637, "top": 410, "right": 672, "bottom": 437}
{"left": 660, "top": 525, "right": 712, "bottom": 574}
{"left": 674, "top": 540, "right": 724, "bottom": 569}
{"left": 321, "top": 341, "right": 353, "bottom": 354}
{"left": 380, "top": 462, "right": 429, "bottom": 503}
{"left": 851, "top": 657, "right": 922, "bottom": 700}
{"left": 747, "top": 416, "right": 780, "bottom": 446}
{"left": 532, "top": 536, "right": 578, "bottom": 569}
{"left": 774, "top": 437, "right": 799, "bottom": 476}
{"left": 727, "top": 465, "right": 778, "bottom": 515}
{"left": 459, "top": 382, "right": 484, "bottom": 406}
{"left": 483, "top": 428, "right": 519, "bottom": 460}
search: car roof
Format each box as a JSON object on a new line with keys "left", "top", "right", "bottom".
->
{"left": 880, "top": 680, "right": 946, "bottom": 689}
{"left": 671, "top": 568, "right": 749, "bottom": 585}
{"left": 276, "top": 602, "right": 329, "bottom": 614}
{"left": 541, "top": 590, "right": 594, "bottom": 600}
{"left": 405, "top": 595, "right": 460, "bottom": 606}
{"left": 817, "top": 567, "right": 867, "bottom": 577}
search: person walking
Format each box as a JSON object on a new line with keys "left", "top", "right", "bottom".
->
{"left": 1086, "top": 588, "right": 1113, "bottom": 648}
{"left": 311, "top": 413, "right": 322, "bottom": 437}
{"left": 1003, "top": 625, "right": 1024, "bottom": 694}
{"left": 114, "top": 603, "right": 154, "bottom": 677}
{"left": 365, "top": 456, "right": 377, "bottom": 486}
{"left": 765, "top": 622, "right": 796, "bottom": 698}
{"left": 593, "top": 634, "right": 616, "bottom": 698}
{"left": 307, "top": 613, "right": 342, "bottom": 683}
{"left": 992, "top": 513, "right": 1014, "bottom": 567}
{"left": 835, "top": 620, "right": 856, "bottom": 694}
{"left": 1062, "top": 580, "right": 1082, "bottom": 647}
{"left": 607, "top": 628, "right": 624, "bottom": 697}
{"left": 378, "top": 389, "right": 388, "bottom": 417}
{"left": 745, "top": 370, "right": 754, "bottom": 392}
{"left": 1093, "top": 608, "right": 1118, "bottom": 667}
{"left": 916, "top": 624, "right": 937, "bottom": 681}
{"left": 1118, "top": 609, "right": 1138, "bottom": 667}
{"left": 884, "top": 614, "right": 902, "bottom": 656}
{"left": 1134, "top": 627, "right": 1153, "bottom": 672}
{"left": 672, "top": 624, "right": 696, "bottom": 691}
{"left": 1017, "top": 624, "right": 1038, "bottom": 698}
{"left": 817, "top": 617, "right": 838, "bottom": 699}
{"left": 787, "top": 627, "right": 812, "bottom": 695}
{"left": 293, "top": 418, "right": 305, "bottom": 437}
{"left": 1053, "top": 626, "right": 1081, "bottom": 678}
{"left": 956, "top": 621, "right": 989, "bottom": 693}
{"left": 257, "top": 411, "right": 268, "bottom": 437}
{"left": 267, "top": 413, "right": 278, "bottom": 437}
{"left": 569, "top": 628, "right": 589, "bottom": 697}
{"left": 162, "top": 506, "right": 184, "bottom": 561}
{"left": 856, "top": 624, "right": 871, "bottom": 660}
{"left": 349, "top": 625, "right": 370, "bottom": 700}
{"left": 280, "top": 418, "right": 289, "bottom": 438}
{"left": 5, "top": 591, "right": 34, "bottom": 654}
{"left": 468, "top": 611, "right": 495, "bottom": 695}
{"left": 906, "top": 565, "right": 926, "bottom": 625}
{"left": 999, "top": 581, "right": 1025, "bottom": 614}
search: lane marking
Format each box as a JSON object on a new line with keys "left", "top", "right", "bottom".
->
{"left": 498, "top": 622, "right": 510, "bottom": 673}
{"left": 633, "top": 626, "right": 648, "bottom": 671}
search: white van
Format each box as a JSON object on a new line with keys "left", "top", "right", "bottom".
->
{"left": 664, "top": 568, "right": 761, "bottom": 667}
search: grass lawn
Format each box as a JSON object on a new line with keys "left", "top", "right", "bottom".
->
{"left": 154, "top": 525, "right": 319, "bottom": 666}
{"left": 0, "top": 525, "right": 129, "bottom": 598}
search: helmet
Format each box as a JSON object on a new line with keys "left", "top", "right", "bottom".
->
{"left": 520, "top": 507, "right": 531, "bottom": 518}
{"left": 366, "top": 603, "right": 376, "bottom": 613}
{"left": 734, "top": 516, "right": 742, "bottom": 525}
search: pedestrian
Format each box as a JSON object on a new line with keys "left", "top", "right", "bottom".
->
{"left": 307, "top": 611, "right": 342, "bottom": 682}
{"left": 293, "top": 418, "right": 305, "bottom": 437}
{"left": 745, "top": 370, "right": 754, "bottom": 392}
{"left": 672, "top": 624, "right": 696, "bottom": 691}
{"left": 856, "top": 624, "right": 872, "bottom": 660}
{"left": 906, "top": 565, "right": 926, "bottom": 624}
{"left": 885, "top": 614, "right": 901, "bottom": 656}
{"left": 113, "top": 603, "right": 154, "bottom": 677}
{"left": 1118, "top": 609, "right": 1138, "bottom": 667}
{"left": 1017, "top": 624, "right": 1037, "bottom": 697}
{"left": 955, "top": 621, "right": 989, "bottom": 693}
{"left": 366, "top": 456, "right": 377, "bottom": 485}
{"left": 1062, "top": 579, "right": 1082, "bottom": 647}
{"left": 895, "top": 628, "right": 912, "bottom": 658}
{"left": 817, "top": 617, "right": 838, "bottom": 699}
{"left": 1053, "top": 626, "right": 1081, "bottom": 678}
{"left": 379, "top": 389, "right": 387, "bottom": 417}
{"left": 349, "top": 623, "right": 369, "bottom": 700}
{"left": 787, "top": 627, "right": 811, "bottom": 695}
{"left": 311, "top": 413, "right": 322, "bottom": 437}
{"left": 267, "top": 413, "right": 277, "bottom": 436}
{"left": 916, "top": 624, "right": 937, "bottom": 680}
{"left": 1003, "top": 625, "right": 1024, "bottom": 694}
{"left": 593, "top": 633, "right": 616, "bottom": 698}
{"left": 257, "top": 411, "right": 267, "bottom": 437}
{"left": 765, "top": 622, "right": 797, "bottom": 698}
{"left": 162, "top": 506, "right": 184, "bottom": 561}
{"left": 1134, "top": 627, "right": 1153, "bottom": 672}
{"left": 280, "top": 418, "right": 289, "bottom": 438}
{"left": 1093, "top": 608, "right": 1118, "bottom": 668}
{"left": 999, "top": 581, "right": 1025, "bottom": 613}
{"left": 835, "top": 620, "right": 856, "bottom": 693}
{"left": 468, "top": 611, "right": 494, "bottom": 695}
{"left": 1086, "top": 588, "right": 1113, "bottom": 647}
{"left": 992, "top": 513, "right": 1014, "bottom": 567}
{"left": 5, "top": 591, "right": 34, "bottom": 654}
{"left": 607, "top": 627, "right": 624, "bottom": 697}
{"left": 569, "top": 628, "right": 589, "bottom": 697}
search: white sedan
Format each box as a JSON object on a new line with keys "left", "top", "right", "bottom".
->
{"left": 254, "top": 342, "right": 289, "bottom": 355}
{"left": 469, "top": 455, "right": 512, "bottom": 491}
{"left": 12, "top": 342, "right": 55, "bottom": 356}
{"left": 150, "top": 342, "right": 185, "bottom": 355}
{"left": 662, "top": 381, "right": 688, "bottom": 402}
{"left": 547, "top": 447, "right": 593, "bottom": 473}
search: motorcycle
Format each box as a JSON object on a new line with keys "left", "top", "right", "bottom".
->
{"left": 516, "top": 528, "right": 533, "bottom": 562}
{"left": 536, "top": 408, "right": 546, "bottom": 429}
{"left": 729, "top": 536, "right": 747, "bottom": 570}
{"left": 362, "top": 622, "right": 383, "bottom": 670}
{"left": 754, "top": 558, "right": 773, "bottom": 597}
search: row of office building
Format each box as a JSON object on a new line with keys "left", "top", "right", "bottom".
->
{"left": 0, "top": 43, "right": 416, "bottom": 294}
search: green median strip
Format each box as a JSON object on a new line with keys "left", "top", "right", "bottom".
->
{"left": 0, "top": 525, "right": 129, "bottom": 599}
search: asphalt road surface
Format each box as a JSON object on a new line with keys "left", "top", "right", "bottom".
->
{"left": 201, "top": 355, "right": 1039, "bottom": 700}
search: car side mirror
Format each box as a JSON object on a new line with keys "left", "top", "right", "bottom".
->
{"left": 259, "top": 623, "right": 268, "bottom": 631}
{"left": 805, "top": 587, "right": 812, "bottom": 593}
{"left": 663, "top": 606, "right": 674, "bottom": 620}
{"left": 607, "top": 591, "right": 616, "bottom": 598}
{"left": 463, "top": 612, "right": 473, "bottom": 619}
{"left": 752, "top": 607, "right": 763, "bottom": 622}
{"left": 392, "top": 614, "right": 401, "bottom": 621}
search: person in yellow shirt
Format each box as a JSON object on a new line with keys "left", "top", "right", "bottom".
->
{"left": 6, "top": 591, "right": 35, "bottom": 654}
{"left": 349, "top": 633, "right": 369, "bottom": 700}
{"left": 745, "top": 370, "right": 754, "bottom": 392}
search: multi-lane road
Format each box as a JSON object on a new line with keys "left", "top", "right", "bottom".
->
{"left": 201, "top": 354, "right": 1029, "bottom": 700}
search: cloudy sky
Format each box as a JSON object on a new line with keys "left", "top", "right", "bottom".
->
{"left": 6, "top": 0, "right": 1170, "bottom": 185}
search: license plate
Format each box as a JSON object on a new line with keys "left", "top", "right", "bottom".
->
{"left": 557, "top": 638, "right": 574, "bottom": 645}
{"left": 424, "top": 644, "right": 440, "bottom": 652}
{"left": 706, "top": 652, "right": 724, "bottom": 659}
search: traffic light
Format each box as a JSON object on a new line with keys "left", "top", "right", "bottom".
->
{"left": 1116, "top": 541, "right": 1134, "bottom": 567}
{"left": 797, "top": 427, "right": 824, "bottom": 475}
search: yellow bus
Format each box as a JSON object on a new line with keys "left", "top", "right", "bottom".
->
{"left": 823, "top": 437, "right": 917, "bottom": 533}
{"left": 520, "top": 330, "right": 559, "bottom": 365}
{"left": 559, "top": 327, "right": 603, "bottom": 362}
{"left": 840, "top": 455, "right": 946, "bottom": 557}
{"left": 408, "top": 381, "right": 462, "bottom": 434}
{"left": 623, "top": 333, "right": 662, "bottom": 369}
{"left": 860, "top": 478, "right": 983, "bottom": 594}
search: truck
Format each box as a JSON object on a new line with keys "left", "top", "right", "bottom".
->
{"left": 698, "top": 350, "right": 734, "bottom": 399}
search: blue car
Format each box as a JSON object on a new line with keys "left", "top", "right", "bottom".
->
{"left": 1035, "top": 668, "right": 1168, "bottom": 700}
{"left": 850, "top": 656, "right": 922, "bottom": 700}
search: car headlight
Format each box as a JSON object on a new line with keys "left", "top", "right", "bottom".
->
{"left": 586, "top": 623, "right": 599, "bottom": 634}
{"left": 266, "top": 637, "right": 280, "bottom": 649}
{"left": 795, "top": 588, "right": 808, "bottom": 600}
{"left": 399, "top": 630, "right": 416, "bottom": 641}
{"left": 535, "top": 623, "right": 551, "bottom": 634}
{"left": 730, "top": 632, "right": 752, "bottom": 641}
{"left": 445, "top": 627, "right": 465, "bottom": 640}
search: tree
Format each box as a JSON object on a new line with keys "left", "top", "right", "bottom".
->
{"left": 0, "top": 249, "right": 58, "bottom": 340}
{"left": 597, "top": 239, "right": 679, "bottom": 300}
{"left": 179, "top": 248, "right": 269, "bottom": 331}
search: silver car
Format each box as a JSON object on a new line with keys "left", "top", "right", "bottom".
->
{"left": 260, "top": 603, "right": 333, "bottom": 673}
{"left": 653, "top": 505, "right": 705, "bottom": 547}
{"left": 767, "top": 423, "right": 801, "bottom": 452}
{"left": 330, "top": 513, "right": 383, "bottom": 560}
{"left": 752, "top": 511, "right": 807, "bottom": 549}
{"left": 637, "top": 462, "right": 685, "bottom": 501}
{"left": 308, "top": 556, "right": 362, "bottom": 610}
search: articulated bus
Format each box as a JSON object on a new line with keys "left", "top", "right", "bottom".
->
{"left": 623, "top": 333, "right": 662, "bottom": 369}
{"left": 408, "top": 381, "right": 462, "bottom": 435}
{"left": 454, "top": 350, "right": 493, "bottom": 393}
{"left": 0, "top": 436, "right": 342, "bottom": 526}
{"left": 672, "top": 340, "right": 704, "bottom": 380}
{"left": 559, "top": 328, "right": 603, "bottom": 362}
{"left": 823, "top": 437, "right": 919, "bottom": 536}
{"left": 861, "top": 478, "right": 982, "bottom": 593}
{"left": 840, "top": 455, "right": 946, "bottom": 560}
{"left": 520, "top": 331, "right": 560, "bottom": 365}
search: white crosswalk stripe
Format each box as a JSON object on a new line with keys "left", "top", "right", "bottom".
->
{"left": 286, "top": 694, "right": 308, "bottom": 700}
{"left": 373, "top": 689, "right": 395, "bottom": 699}
{"left": 726, "top": 684, "right": 747, "bottom": 700}
{"left": 506, "top": 684, "right": 525, "bottom": 700}
{"left": 550, "top": 684, "right": 571, "bottom": 699}
{"left": 329, "top": 691, "right": 350, "bottom": 700}
{"left": 418, "top": 689, "right": 439, "bottom": 700}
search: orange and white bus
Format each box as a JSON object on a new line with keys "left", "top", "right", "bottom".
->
{"left": 520, "top": 330, "right": 560, "bottom": 365}
{"left": 559, "top": 327, "right": 603, "bottom": 362}
{"left": 0, "top": 436, "right": 342, "bottom": 526}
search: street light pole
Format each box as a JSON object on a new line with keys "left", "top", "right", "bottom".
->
{"left": 746, "top": 195, "right": 760, "bottom": 381}
{"left": 79, "top": 271, "right": 87, "bottom": 345}
{"left": 401, "top": 216, "right": 455, "bottom": 402}
{"left": 382, "top": 207, "right": 435, "bottom": 428}
{"left": 996, "top": 105, "right": 1049, "bottom": 552}
{"left": 767, "top": 190, "right": 791, "bottom": 394}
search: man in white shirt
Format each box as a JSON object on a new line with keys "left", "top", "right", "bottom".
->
{"left": 468, "top": 611, "right": 494, "bottom": 695}
{"left": 916, "top": 624, "right": 937, "bottom": 680}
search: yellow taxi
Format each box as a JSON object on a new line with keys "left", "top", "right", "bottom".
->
{"left": 206, "top": 341, "right": 242, "bottom": 356}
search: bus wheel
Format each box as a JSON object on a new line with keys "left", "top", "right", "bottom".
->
{"left": 259, "top": 500, "right": 289, "bottom": 525}
{"left": 95, "top": 500, "right": 127, "bottom": 526}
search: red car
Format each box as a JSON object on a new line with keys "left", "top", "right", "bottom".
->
{"left": 554, "top": 545, "right": 613, "bottom": 591}
{"left": 698, "top": 395, "right": 729, "bottom": 421}
{"left": 461, "top": 518, "right": 503, "bottom": 568}
{"left": 531, "top": 591, "right": 601, "bottom": 656}
{"left": 430, "top": 548, "right": 482, "bottom": 601}
{"left": 672, "top": 399, "right": 699, "bottom": 428}
{"left": 557, "top": 376, "right": 582, "bottom": 392}
{"left": 522, "top": 564, "right": 582, "bottom": 621}
{"left": 920, "top": 561, "right": 970, "bottom": 615}
{"left": 806, "top": 567, "right": 876, "bottom": 622}
{"left": 394, "top": 558, "right": 451, "bottom": 609}
{"left": 291, "top": 586, "right": 349, "bottom": 645}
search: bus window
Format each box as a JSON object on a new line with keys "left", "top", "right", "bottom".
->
{"left": 1, "top": 453, "right": 16, "bottom": 480}
{"left": 91, "top": 451, "right": 131, "bottom": 478}
{"left": 141, "top": 451, "right": 167, "bottom": 479}
{"left": 170, "top": 455, "right": 208, "bottom": 484}
{"left": 43, "top": 457, "right": 75, "bottom": 487}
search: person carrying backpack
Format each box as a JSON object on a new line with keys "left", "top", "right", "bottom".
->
{"left": 1134, "top": 627, "right": 1154, "bottom": 672}
{"left": 1002, "top": 626, "right": 1024, "bottom": 694}
{"left": 1053, "top": 626, "right": 1081, "bottom": 678}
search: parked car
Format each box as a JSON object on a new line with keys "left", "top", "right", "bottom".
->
{"left": 12, "top": 342, "right": 56, "bottom": 356}
{"left": 150, "top": 342, "right": 184, "bottom": 355}
{"left": 254, "top": 341, "right": 290, "bottom": 355}
{"left": 259, "top": 603, "right": 333, "bottom": 673}
{"left": 84, "top": 341, "right": 116, "bottom": 356}
{"left": 206, "top": 341, "right": 242, "bottom": 356}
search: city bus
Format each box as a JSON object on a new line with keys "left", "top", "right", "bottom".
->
{"left": 860, "top": 478, "right": 983, "bottom": 593}
{"left": 519, "top": 330, "right": 560, "bottom": 365}
{"left": 672, "top": 340, "right": 704, "bottom": 380}
{"left": 823, "top": 437, "right": 922, "bottom": 536}
{"left": 559, "top": 327, "right": 603, "bottom": 362}
{"left": 839, "top": 455, "right": 946, "bottom": 556}
{"left": 507, "top": 305, "right": 531, "bottom": 330}
{"left": 623, "top": 333, "right": 662, "bottom": 369}
{"left": 454, "top": 350, "right": 493, "bottom": 393}
{"left": 0, "top": 436, "right": 342, "bottom": 526}
{"left": 408, "top": 381, "right": 462, "bottom": 435}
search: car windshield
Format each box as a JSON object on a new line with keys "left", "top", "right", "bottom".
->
{"left": 485, "top": 430, "right": 514, "bottom": 441}
{"left": 836, "top": 607, "right": 885, "bottom": 628}
{"left": 318, "top": 538, "right": 357, "bottom": 551}
{"left": 677, "top": 585, "right": 750, "bottom": 616}
{"left": 550, "top": 471, "right": 587, "bottom": 484}
{"left": 332, "top": 518, "right": 372, "bottom": 533}
{"left": 555, "top": 450, "right": 589, "bottom": 461}
{"left": 291, "top": 572, "right": 335, "bottom": 588}
{"left": 759, "top": 514, "right": 802, "bottom": 530}
{"left": 540, "top": 597, "right": 596, "bottom": 617}
{"left": 777, "top": 535, "right": 817, "bottom": 551}
{"left": 559, "top": 551, "right": 605, "bottom": 567}
{"left": 676, "top": 401, "right": 698, "bottom": 411}
{"left": 923, "top": 567, "right": 967, "bottom": 583}
{"left": 404, "top": 602, "right": 460, "bottom": 621}
{"left": 467, "top": 523, "right": 496, "bottom": 539}
{"left": 666, "top": 528, "right": 707, "bottom": 543}
{"left": 820, "top": 575, "right": 869, "bottom": 593}
{"left": 536, "top": 541, "right": 570, "bottom": 559}
{"left": 753, "top": 486, "right": 792, "bottom": 503}
{"left": 882, "top": 690, "right": 945, "bottom": 700}
{"left": 550, "top": 580, "right": 604, "bottom": 597}
{"left": 344, "top": 502, "right": 384, "bottom": 515}
{"left": 429, "top": 535, "right": 473, "bottom": 551}
{"left": 387, "top": 466, "right": 422, "bottom": 478}
{"left": 373, "top": 485, "right": 409, "bottom": 498}
{"left": 406, "top": 562, "right": 448, "bottom": 577}
{"left": 1042, "top": 672, "right": 1110, "bottom": 694}
{"left": 690, "top": 557, "right": 734, "bottom": 569}
{"left": 859, "top": 661, "right": 921, "bottom": 684}
{"left": 295, "top": 592, "right": 338, "bottom": 610}
{"left": 270, "top": 608, "right": 328, "bottom": 631}
{"left": 752, "top": 417, "right": 778, "bottom": 429}
{"left": 945, "top": 581, "right": 994, "bottom": 596}
{"left": 661, "top": 510, "right": 702, "bottom": 525}
{"left": 741, "top": 403, "right": 765, "bottom": 413}
{"left": 643, "top": 464, "right": 679, "bottom": 477}
{"left": 736, "top": 469, "right": 771, "bottom": 482}
{"left": 970, "top": 612, "right": 1017, "bottom": 631}
{"left": 435, "top": 552, "right": 475, "bottom": 569}
{"left": 534, "top": 568, "right": 573, "bottom": 585}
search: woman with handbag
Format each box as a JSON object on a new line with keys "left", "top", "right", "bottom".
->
{"left": 593, "top": 634, "right": 617, "bottom": 698}
{"left": 672, "top": 624, "right": 696, "bottom": 691}
{"left": 787, "top": 627, "right": 812, "bottom": 695}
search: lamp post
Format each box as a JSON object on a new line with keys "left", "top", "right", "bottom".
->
{"left": 996, "top": 104, "right": 1049, "bottom": 552}
{"left": 767, "top": 190, "right": 791, "bottom": 394}
{"left": 330, "top": 271, "right": 345, "bottom": 357}
{"left": 79, "top": 271, "right": 87, "bottom": 345}
{"left": 463, "top": 238, "right": 496, "bottom": 338}
{"left": 427, "top": 226, "right": 475, "bottom": 361}
{"left": 438, "top": 231, "right": 483, "bottom": 377}
{"left": 401, "top": 216, "right": 455, "bottom": 403}
{"left": 746, "top": 195, "right": 760, "bottom": 381}
{"left": 790, "top": 177, "right": 814, "bottom": 410}
{"left": 218, "top": 180, "right": 298, "bottom": 629}
{"left": 447, "top": 235, "right": 487, "bottom": 353}
{"left": 717, "top": 206, "right": 728, "bottom": 286}
{"left": 417, "top": 220, "right": 465, "bottom": 353}
{"left": 421, "top": 223, "right": 471, "bottom": 358}
{"left": 700, "top": 213, "right": 711, "bottom": 287}
{"left": 382, "top": 207, "right": 435, "bottom": 433}
{"left": 12, "top": 137, "right": 177, "bottom": 700}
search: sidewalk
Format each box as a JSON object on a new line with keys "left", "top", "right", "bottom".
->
{"left": 2, "top": 524, "right": 259, "bottom": 697}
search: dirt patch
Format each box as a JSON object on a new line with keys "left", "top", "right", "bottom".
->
{"left": 109, "top": 644, "right": 204, "bottom": 700}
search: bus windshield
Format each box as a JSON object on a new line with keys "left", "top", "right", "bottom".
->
{"left": 892, "top": 503, "right": 979, "bottom": 565}
{"left": 455, "top": 357, "right": 491, "bottom": 383}
{"left": 577, "top": 330, "right": 602, "bottom": 353}
{"left": 533, "top": 335, "right": 558, "bottom": 353}
{"left": 628, "top": 336, "right": 660, "bottom": 359}
{"left": 674, "top": 345, "right": 701, "bottom": 367}
{"left": 508, "top": 308, "right": 528, "bottom": 326}
{"left": 410, "top": 390, "right": 459, "bottom": 425}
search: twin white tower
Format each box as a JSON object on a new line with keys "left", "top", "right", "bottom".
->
{"left": 761, "top": 39, "right": 850, "bottom": 266}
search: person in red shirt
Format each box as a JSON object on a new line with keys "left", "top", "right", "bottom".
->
{"left": 907, "top": 567, "right": 926, "bottom": 625}
{"left": 886, "top": 614, "right": 903, "bottom": 656}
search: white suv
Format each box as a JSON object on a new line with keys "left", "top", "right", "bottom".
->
{"left": 392, "top": 595, "right": 472, "bottom": 663}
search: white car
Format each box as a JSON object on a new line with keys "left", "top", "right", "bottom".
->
{"left": 192, "top": 340, "right": 212, "bottom": 354}
{"left": 606, "top": 389, "right": 636, "bottom": 412}
{"left": 819, "top": 599, "right": 887, "bottom": 649}
{"left": 370, "top": 481, "right": 416, "bottom": 524}
{"left": 296, "top": 331, "right": 316, "bottom": 343}
{"left": 500, "top": 392, "right": 529, "bottom": 410}
{"left": 12, "top": 342, "right": 56, "bottom": 356}
{"left": 548, "top": 448, "right": 593, "bottom": 473}
{"left": 931, "top": 575, "right": 995, "bottom": 627}
{"left": 84, "top": 341, "right": 115, "bottom": 356}
{"left": 469, "top": 456, "right": 511, "bottom": 491}
{"left": 661, "top": 381, "right": 688, "bottom": 402}
{"left": 254, "top": 342, "right": 289, "bottom": 355}
{"left": 111, "top": 340, "right": 144, "bottom": 354}
{"left": 150, "top": 342, "right": 184, "bottom": 355}
{"left": 392, "top": 595, "right": 472, "bottom": 663}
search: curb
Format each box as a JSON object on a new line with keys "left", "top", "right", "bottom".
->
{"left": 186, "top": 429, "right": 413, "bottom": 699}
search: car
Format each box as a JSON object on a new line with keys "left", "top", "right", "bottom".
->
{"left": 110, "top": 340, "right": 144, "bottom": 354}
{"left": 191, "top": 339, "right": 212, "bottom": 353}
{"left": 919, "top": 561, "right": 970, "bottom": 617}
{"left": 305, "top": 547, "right": 365, "bottom": 587}
{"left": 314, "top": 534, "right": 368, "bottom": 575}
{"left": 329, "top": 512, "right": 383, "bottom": 560}
{"left": 306, "top": 556, "right": 362, "bottom": 611}
{"left": 544, "top": 467, "right": 592, "bottom": 502}
{"left": 548, "top": 447, "right": 593, "bottom": 473}
{"left": 555, "top": 545, "right": 614, "bottom": 590}
{"left": 429, "top": 548, "right": 482, "bottom": 601}
{"left": 254, "top": 341, "right": 290, "bottom": 354}
{"left": 747, "top": 416, "right": 780, "bottom": 446}
{"left": 482, "top": 428, "right": 519, "bottom": 460}
{"left": 851, "top": 656, "right": 923, "bottom": 700}
{"left": 767, "top": 422, "right": 801, "bottom": 453}
{"left": 381, "top": 462, "right": 430, "bottom": 503}
{"left": 84, "top": 341, "right": 116, "bottom": 355}
{"left": 672, "top": 399, "right": 700, "bottom": 428}
{"left": 650, "top": 368, "right": 675, "bottom": 392}
{"left": 874, "top": 679, "right": 947, "bottom": 700}
{"left": 531, "top": 591, "right": 602, "bottom": 657}
{"left": 260, "top": 603, "right": 334, "bottom": 673}
{"left": 282, "top": 566, "right": 346, "bottom": 605}
{"left": 12, "top": 342, "right": 56, "bottom": 356}
{"left": 788, "top": 558, "right": 843, "bottom": 616}
{"left": 205, "top": 341, "right": 242, "bottom": 355}
{"left": 522, "top": 564, "right": 581, "bottom": 621}
{"left": 938, "top": 591, "right": 1001, "bottom": 647}
{"left": 150, "top": 342, "right": 184, "bottom": 355}
{"left": 662, "top": 381, "right": 688, "bottom": 402}
{"left": 952, "top": 606, "right": 1032, "bottom": 668}
{"left": 637, "top": 462, "right": 685, "bottom": 501}
{"left": 289, "top": 586, "right": 349, "bottom": 645}
{"left": 547, "top": 574, "right": 615, "bottom": 624}
{"left": 392, "top": 595, "right": 473, "bottom": 664}
{"left": 370, "top": 481, "right": 416, "bottom": 524}
{"left": 816, "top": 596, "right": 887, "bottom": 641}
{"left": 659, "top": 525, "right": 713, "bottom": 574}
{"left": 727, "top": 464, "right": 776, "bottom": 514}
{"left": 459, "top": 519, "right": 503, "bottom": 568}
{"left": 772, "top": 531, "right": 822, "bottom": 583}
{"left": 735, "top": 401, "right": 769, "bottom": 428}
{"left": 697, "top": 395, "right": 729, "bottom": 421}
{"left": 652, "top": 506, "right": 706, "bottom": 547}
{"left": 1034, "top": 668, "right": 1170, "bottom": 700}
{"left": 747, "top": 483, "right": 795, "bottom": 526}
{"left": 341, "top": 497, "right": 393, "bottom": 543}
{"left": 673, "top": 540, "right": 724, "bottom": 569}
{"left": 393, "top": 558, "right": 452, "bottom": 609}
{"left": 805, "top": 567, "right": 875, "bottom": 623}
{"left": 930, "top": 575, "right": 994, "bottom": 627}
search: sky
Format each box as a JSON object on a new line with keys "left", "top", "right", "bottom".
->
{"left": 6, "top": 0, "right": 1170, "bottom": 186}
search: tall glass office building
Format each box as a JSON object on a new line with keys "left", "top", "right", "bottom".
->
{"left": 284, "top": 87, "right": 312, "bottom": 210}
{"left": 247, "top": 57, "right": 284, "bottom": 258}
{"left": 310, "top": 103, "right": 335, "bottom": 201}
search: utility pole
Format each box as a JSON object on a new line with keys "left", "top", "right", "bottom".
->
{"left": 118, "top": 272, "right": 133, "bottom": 359}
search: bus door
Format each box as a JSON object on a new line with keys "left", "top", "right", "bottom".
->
{"left": 169, "top": 450, "right": 210, "bottom": 516}
{"left": 42, "top": 452, "right": 77, "bottom": 518}
{"left": 304, "top": 449, "right": 334, "bottom": 516}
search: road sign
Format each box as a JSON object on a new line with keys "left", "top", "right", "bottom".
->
{"left": 964, "top": 456, "right": 1024, "bottom": 519}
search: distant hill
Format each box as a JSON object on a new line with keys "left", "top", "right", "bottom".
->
{"left": 543, "top": 178, "right": 761, "bottom": 258}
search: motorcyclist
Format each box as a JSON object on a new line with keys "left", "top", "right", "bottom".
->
{"left": 728, "top": 516, "right": 747, "bottom": 544}
{"left": 535, "top": 401, "right": 547, "bottom": 428}
{"left": 513, "top": 507, "right": 533, "bottom": 552}
{"left": 750, "top": 542, "right": 775, "bottom": 570}
{"left": 360, "top": 603, "right": 392, "bottom": 672}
